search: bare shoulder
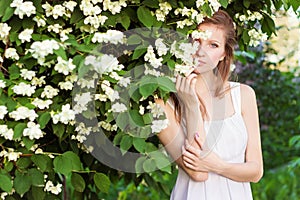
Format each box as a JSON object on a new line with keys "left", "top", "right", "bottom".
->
{"left": 240, "top": 83, "right": 256, "bottom": 99}
{"left": 240, "top": 83, "right": 258, "bottom": 114}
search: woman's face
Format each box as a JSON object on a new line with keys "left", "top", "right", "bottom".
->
{"left": 193, "top": 23, "right": 226, "bottom": 74}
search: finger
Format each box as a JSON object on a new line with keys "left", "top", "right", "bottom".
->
{"left": 194, "top": 134, "right": 205, "bottom": 149}
{"left": 183, "top": 146, "right": 198, "bottom": 161}
{"left": 185, "top": 140, "right": 202, "bottom": 157}
{"left": 175, "top": 75, "right": 182, "bottom": 90}
{"left": 182, "top": 154, "right": 195, "bottom": 165}
{"left": 183, "top": 160, "right": 196, "bottom": 170}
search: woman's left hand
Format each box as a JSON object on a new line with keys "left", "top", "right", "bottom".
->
{"left": 182, "top": 135, "right": 226, "bottom": 174}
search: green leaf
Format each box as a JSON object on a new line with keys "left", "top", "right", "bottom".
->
{"left": 132, "top": 46, "right": 147, "bottom": 60}
{"left": 14, "top": 123, "right": 27, "bottom": 139}
{"left": 243, "top": 0, "right": 250, "bottom": 8}
{"left": 137, "top": 6, "right": 154, "bottom": 27}
{"left": 142, "top": 0, "right": 159, "bottom": 8}
{"left": 70, "top": 8, "right": 84, "bottom": 24}
{"left": 14, "top": 172, "right": 31, "bottom": 195}
{"left": 219, "top": 0, "right": 229, "bottom": 8}
{"left": 28, "top": 168, "right": 44, "bottom": 187}
{"left": 143, "top": 158, "right": 156, "bottom": 172}
{"left": 71, "top": 173, "right": 86, "bottom": 192}
{"left": 129, "top": 109, "right": 144, "bottom": 127}
{"left": 118, "top": 14, "right": 130, "bottom": 30}
{"left": 31, "top": 154, "right": 53, "bottom": 172}
{"left": 120, "top": 135, "right": 133, "bottom": 154}
{"left": 94, "top": 173, "right": 111, "bottom": 193}
{"left": 0, "top": 0, "right": 13, "bottom": 17}
{"left": 31, "top": 186, "right": 46, "bottom": 200}
{"left": 116, "top": 112, "right": 129, "bottom": 131}
{"left": 38, "top": 112, "right": 51, "bottom": 129}
{"left": 2, "top": 7, "right": 14, "bottom": 22}
{"left": 54, "top": 47, "right": 67, "bottom": 60}
{"left": 135, "top": 156, "right": 147, "bottom": 173}
{"left": 52, "top": 123, "right": 65, "bottom": 140}
{"left": 143, "top": 113, "right": 153, "bottom": 125}
{"left": 261, "top": 13, "right": 275, "bottom": 36}
{"left": 139, "top": 83, "right": 158, "bottom": 98}
{"left": 16, "top": 157, "right": 32, "bottom": 169}
{"left": 127, "top": 34, "right": 143, "bottom": 45}
{"left": 0, "top": 174, "right": 13, "bottom": 192}
{"left": 8, "top": 65, "right": 20, "bottom": 80}
{"left": 157, "top": 76, "right": 176, "bottom": 92}
{"left": 150, "top": 151, "right": 171, "bottom": 173}
{"left": 22, "top": 137, "right": 35, "bottom": 150}
{"left": 53, "top": 151, "right": 83, "bottom": 176}
{"left": 133, "top": 137, "right": 147, "bottom": 153}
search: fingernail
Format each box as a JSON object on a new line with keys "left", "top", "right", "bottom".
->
{"left": 195, "top": 132, "right": 199, "bottom": 137}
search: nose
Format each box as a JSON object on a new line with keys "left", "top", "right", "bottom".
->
{"left": 196, "top": 44, "right": 205, "bottom": 57}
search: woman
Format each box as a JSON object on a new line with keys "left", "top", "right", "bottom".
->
{"left": 156, "top": 10, "right": 263, "bottom": 199}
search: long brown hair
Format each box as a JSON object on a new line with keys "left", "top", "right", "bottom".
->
{"left": 171, "top": 10, "right": 237, "bottom": 122}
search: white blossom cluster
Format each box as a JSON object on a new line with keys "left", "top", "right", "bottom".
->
{"left": 0, "top": 148, "right": 22, "bottom": 161}
{"left": 12, "top": 82, "right": 36, "bottom": 96}
{"left": 92, "top": 30, "right": 125, "bottom": 44}
{"left": 52, "top": 104, "right": 76, "bottom": 125}
{"left": 5, "top": 48, "right": 19, "bottom": 60}
{"left": 0, "top": 125, "right": 14, "bottom": 140}
{"left": 146, "top": 101, "right": 164, "bottom": 118}
{"left": 29, "top": 39, "right": 61, "bottom": 64}
{"left": 42, "top": 1, "right": 77, "bottom": 19}
{"left": 9, "top": 106, "right": 38, "bottom": 121}
{"left": 151, "top": 119, "right": 169, "bottom": 133}
{"left": 85, "top": 54, "right": 124, "bottom": 75}
{"left": 144, "top": 45, "right": 163, "bottom": 68}
{"left": 0, "top": 23, "right": 11, "bottom": 44}
{"left": 44, "top": 180, "right": 62, "bottom": 195}
{"left": 0, "top": 106, "right": 8, "bottom": 120}
{"left": 155, "top": 2, "right": 172, "bottom": 22}
{"left": 18, "top": 29, "right": 33, "bottom": 43}
{"left": 73, "top": 92, "right": 92, "bottom": 114}
{"left": 72, "top": 122, "right": 93, "bottom": 143}
{"left": 191, "top": 30, "right": 212, "bottom": 40}
{"left": 248, "top": 28, "right": 268, "bottom": 47}
{"left": 10, "top": 0, "right": 36, "bottom": 19}
{"left": 110, "top": 102, "right": 127, "bottom": 113}
{"left": 54, "top": 56, "right": 76, "bottom": 75}
{"left": 235, "top": 11, "right": 263, "bottom": 23}
{"left": 23, "top": 122, "right": 45, "bottom": 140}
{"left": 170, "top": 40, "right": 199, "bottom": 66}
{"left": 99, "top": 121, "right": 118, "bottom": 131}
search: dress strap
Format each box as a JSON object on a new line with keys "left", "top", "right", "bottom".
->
{"left": 229, "top": 82, "right": 241, "bottom": 114}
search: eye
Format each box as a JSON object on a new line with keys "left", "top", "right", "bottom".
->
{"left": 210, "top": 43, "right": 219, "bottom": 48}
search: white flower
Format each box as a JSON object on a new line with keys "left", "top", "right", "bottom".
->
{"left": 0, "top": 23, "right": 11, "bottom": 40}
{"left": 175, "top": 64, "right": 193, "bottom": 76}
{"left": 0, "top": 80, "right": 6, "bottom": 88}
{"left": 0, "top": 125, "right": 14, "bottom": 140}
{"left": 147, "top": 101, "right": 164, "bottom": 118}
{"left": 48, "top": 24, "right": 62, "bottom": 34}
{"left": 95, "top": 94, "right": 107, "bottom": 101}
{"left": 74, "top": 92, "right": 92, "bottom": 106}
{"left": 58, "top": 81, "right": 73, "bottom": 90}
{"left": 9, "top": 106, "right": 38, "bottom": 121}
{"left": 20, "top": 69, "right": 36, "bottom": 80}
{"left": 63, "top": 1, "right": 77, "bottom": 12}
{"left": 5, "top": 48, "right": 19, "bottom": 60}
{"left": 7, "top": 151, "right": 22, "bottom": 161}
{"left": 144, "top": 45, "right": 163, "bottom": 68}
{"left": 41, "top": 85, "right": 59, "bottom": 99}
{"left": 191, "top": 30, "right": 212, "bottom": 40}
{"left": 151, "top": 119, "right": 169, "bottom": 133}
{"left": 196, "top": 0, "right": 205, "bottom": 7}
{"left": 44, "top": 181, "right": 62, "bottom": 195}
{"left": 31, "top": 76, "right": 46, "bottom": 87}
{"left": 0, "top": 106, "right": 8, "bottom": 119}
{"left": 117, "top": 77, "right": 131, "bottom": 87}
{"left": 86, "top": 54, "right": 119, "bottom": 75}
{"left": 110, "top": 102, "right": 127, "bottom": 113}
{"left": 248, "top": 29, "right": 268, "bottom": 47}
{"left": 18, "top": 28, "right": 33, "bottom": 43}
{"left": 23, "top": 122, "right": 44, "bottom": 140}
{"left": 92, "top": 30, "right": 125, "bottom": 44}
{"left": 54, "top": 57, "right": 76, "bottom": 75}
{"left": 35, "top": 148, "right": 43, "bottom": 154}
{"left": 52, "top": 5, "right": 66, "bottom": 19}
{"left": 29, "top": 40, "right": 60, "bottom": 64}
{"left": 209, "top": 0, "right": 221, "bottom": 12}
{"left": 32, "top": 98, "right": 53, "bottom": 109}
{"left": 155, "top": 38, "right": 169, "bottom": 56}
{"left": 12, "top": 82, "right": 36, "bottom": 96}
{"left": 57, "top": 104, "right": 75, "bottom": 124}
{"left": 139, "top": 105, "right": 145, "bottom": 115}
{"left": 33, "top": 16, "right": 46, "bottom": 27}
{"left": 11, "top": 0, "right": 36, "bottom": 19}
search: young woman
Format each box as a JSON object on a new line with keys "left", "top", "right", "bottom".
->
{"left": 156, "top": 10, "right": 263, "bottom": 199}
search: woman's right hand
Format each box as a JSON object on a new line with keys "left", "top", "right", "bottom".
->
{"left": 175, "top": 73, "right": 199, "bottom": 108}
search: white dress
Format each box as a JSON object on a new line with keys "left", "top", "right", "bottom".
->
{"left": 170, "top": 82, "right": 253, "bottom": 200}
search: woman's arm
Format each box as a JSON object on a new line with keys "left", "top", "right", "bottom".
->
{"left": 182, "top": 84, "right": 263, "bottom": 183}
{"left": 218, "top": 84, "right": 263, "bottom": 182}
{"left": 156, "top": 98, "right": 208, "bottom": 181}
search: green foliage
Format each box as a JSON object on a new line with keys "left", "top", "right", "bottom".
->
{"left": 0, "top": 0, "right": 299, "bottom": 199}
